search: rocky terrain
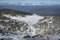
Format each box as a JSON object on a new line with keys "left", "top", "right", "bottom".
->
{"left": 0, "top": 9, "right": 60, "bottom": 40}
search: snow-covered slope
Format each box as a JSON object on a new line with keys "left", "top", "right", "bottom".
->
{"left": 3, "top": 14, "right": 44, "bottom": 36}
{"left": 3, "top": 14, "right": 44, "bottom": 25}
{"left": 0, "top": 9, "right": 60, "bottom": 40}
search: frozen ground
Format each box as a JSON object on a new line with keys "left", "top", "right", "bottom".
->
{"left": 0, "top": 14, "right": 60, "bottom": 40}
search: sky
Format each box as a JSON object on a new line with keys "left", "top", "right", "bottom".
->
{"left": 0, "top": 0, "right": 60, "bottom": 3}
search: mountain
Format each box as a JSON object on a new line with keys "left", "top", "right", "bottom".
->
{"left": 0, "top": 9, "right": 44, "bottom": 38}
{"left": 0, "top": 9, "right": 33, "bottom": 16}
{"left": 0, "top": 5, "right": 60, "bottom": 15}
{"left": 0, "top": 9, "right": 60, "bottom": 40}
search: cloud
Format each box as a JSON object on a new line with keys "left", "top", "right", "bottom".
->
{"left": 0, "top": 1, "right": 60, "bottom": 6}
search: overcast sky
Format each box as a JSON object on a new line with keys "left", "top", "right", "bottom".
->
{"left": 0, "top": 0, "right": 60, "bottom": 3}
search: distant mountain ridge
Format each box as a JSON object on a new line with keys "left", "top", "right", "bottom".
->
{"left": 0, "top": 5, "right": 60, "bottom": 15}
{"left": 0, "top": 9, "right": 33, "bottom": 16}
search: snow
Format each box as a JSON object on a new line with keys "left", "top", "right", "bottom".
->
{"left": 0, "top": 34, "right": 14, "bottom": 38}
{"left": 3, "top": 14, "right": 44, "bottom": 37}
{"left": 27, "top": 25, "right": 36, "bottom": 36}
{"left": 0, "top": 34, "right": 25, "bottom": 40}
{"left": 1, "top": 14, "right": 60, "bottom": 40}
{"left": 0, "top": 24, "right": 4, "bottom": 28}
{"left": 51, "top": 34, "right": 60, "bottom": 40}
{"left": 3, "top": 14, "right": 44, "bottom": 25}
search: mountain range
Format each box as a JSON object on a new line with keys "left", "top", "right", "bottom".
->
{"left": 0, "top": 4, "right": 60, "bottom": 15}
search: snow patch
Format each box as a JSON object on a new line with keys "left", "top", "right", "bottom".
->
{"left": 3, "top": 14, "right": 44, "bottom": 25}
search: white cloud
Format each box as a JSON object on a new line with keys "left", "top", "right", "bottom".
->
{"left": 0, "top": 1, "right": 60, "bottom": 6}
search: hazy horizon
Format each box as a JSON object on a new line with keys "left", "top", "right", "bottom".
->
{"left": 0, "top": 0, "right": 60, "bottom": 3}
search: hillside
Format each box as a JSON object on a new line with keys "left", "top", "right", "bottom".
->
{"left": 0, "top": 9, "right": 60, "bottom": 40}
{"left": 0, "top": 9, "right": 33, "bottom": 16}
